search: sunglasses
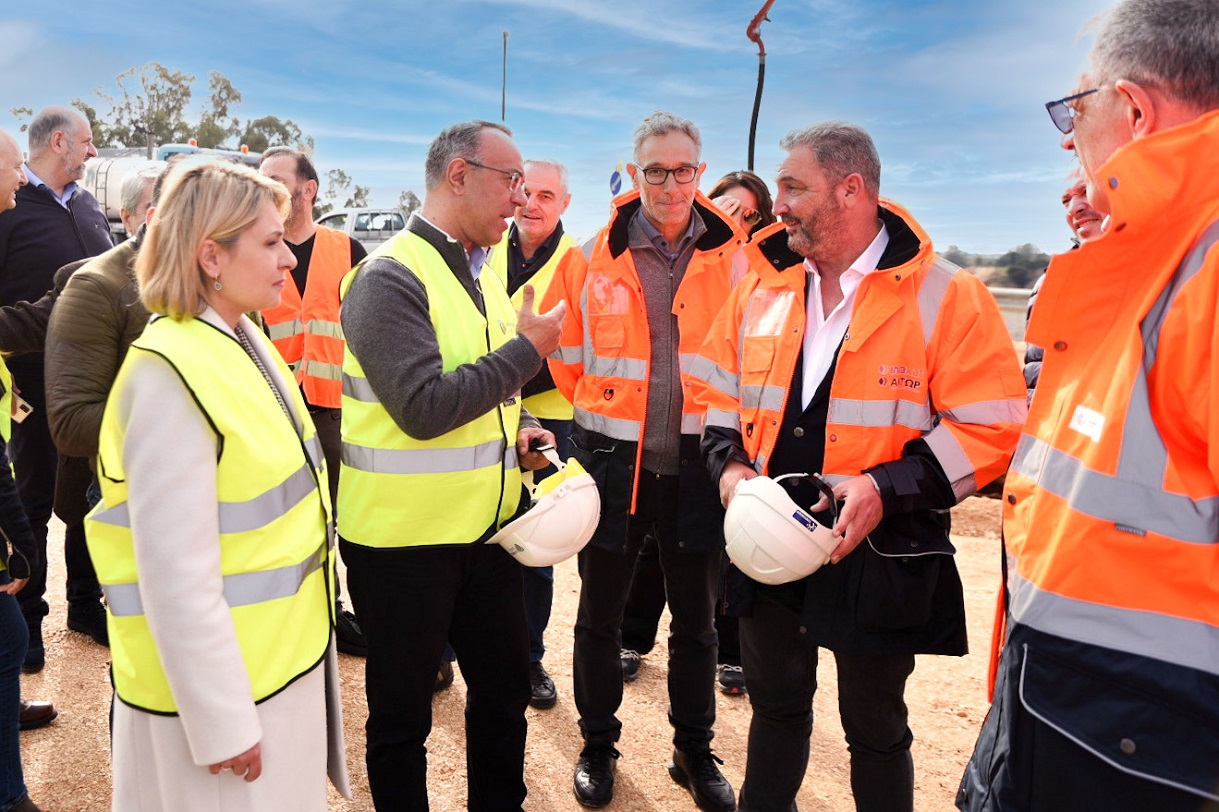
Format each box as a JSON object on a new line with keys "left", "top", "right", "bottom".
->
{"left": 741, "top": 208, "right": 762, "bottom": 226}
{"left": 1045, "top": 88, "right": 1100, "bottom": 134}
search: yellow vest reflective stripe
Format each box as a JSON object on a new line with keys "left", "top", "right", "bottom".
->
{"left": 87, "top": 316, "right": 333, "bottom": 714}
{"left": 487, "top": 230, "right": 577, "bottom": 420}
{"left": 339, "top": 230, "right": 523, "bottom": 547}
{"left": 0, "top": 358, "right": 10, "bottom": 574}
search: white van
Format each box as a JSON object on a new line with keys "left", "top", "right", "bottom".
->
{"left": 315, "top": 208, "right": 406, "bottom": 251}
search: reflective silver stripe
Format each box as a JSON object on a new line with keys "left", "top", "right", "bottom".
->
{"left": 679, "top": 352, "right": 698, "bottom": 375}
{"left": 342, "top": 439, "right": 509, "bottom": 475}
{"left": 704, "top": 408, "right": 741, "bottom": 433}
{"left": 92, "top": 464, "right": 319, "bottom": 535}
{"left": 827, "top": 398, "right": 932, "bottom": 431}
{"left": 939, "top": 398, "right": 1028, "bottom": 427}
{"left": 918, "top": 258, "right": 957, "bottom": 346}
{"left": 586, "top": 354, "right": 647, "bottom": 381}
{"left": 689, "top": 355, "right": 739, "bottom": 400}
{"left": 741, "top": 384, "right": 785, "bottom": 412}
{"left": 267, "top": 319, "right": 303, "bottom": 341}
{"left": 1010, "top": 220, "right": 1219, "bottom": 545}
{"left": 924, "top": 427, "right": 977, "bottom": 501}
{"left": 555, "top": 345, "right": 583, "bottom": 364}
{"left": 304, "top": 319, "right": 343, "bottom": 339}
{"left": 680, "top": 412, "right": 702, "bottom": 435}
{"left": 104, "top": 541, "right": 327, "bottom": 618}
{"left": 1010, "top": 570, "right": 1219, "bottom": 678}
{"left": 822, "top": 473, "right": 851, "bottom": 486}
{"left": 1011, "top": 434, "right": 1219, "bottom": 544}
{"left": 301, "top": 359, "right": 342, "bottom": 382}
{"left": 303, "top": 435, "right": 325, "bottom": 472}
{"left": 574, "top": 407, "right": 640, "bottom": 442}
{"left": 342, "top": 372, "right": 378, "bottom": 403}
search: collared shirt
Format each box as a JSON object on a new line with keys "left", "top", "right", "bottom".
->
{"left": 415, "top": 212, "right": 487, "bottom": 280}
{"left": 801, "top": 222, "right": 890, "bottom": 409}
{"left": 634, "top": 210, "right": 697, "bottom": 268}
{"left": 505, "top": 220, "right": 566, "bottom": 294}
{"left": 23, "top": 164, "right": 78, "bottom": 209}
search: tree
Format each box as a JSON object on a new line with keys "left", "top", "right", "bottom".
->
{"left": 195, "top": 72, "right": 243, "bottom": 148}
{"left": 94, "top": 62, "right": 196, "bottom": 153}
{"left": 238, "top": 115, "right": 304, "bottom": 154}
{"left": 321, "top": 168, "right": 369, "bottom": 213}
{"left": 398, "top": 190, "right": 421, "bottom": 216}
{"left": 8, "top": 107, "right": 32, "bottom": 133}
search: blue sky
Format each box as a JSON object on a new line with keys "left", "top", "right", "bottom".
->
{"left": 3, "top": 0, "right": 1112, "bottom": 255}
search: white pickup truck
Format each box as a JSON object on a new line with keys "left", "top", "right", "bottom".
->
{"left": 315, "top": 208, "right": 406, "bottom": 251}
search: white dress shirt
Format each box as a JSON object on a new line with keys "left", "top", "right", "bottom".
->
{"left": 800, "top": 223, "right": 890, "bottom": 409}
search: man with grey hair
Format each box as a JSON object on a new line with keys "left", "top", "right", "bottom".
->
{"left": 488, "top": 157, "right": 577, "bottom": 711}
{"left": 0, "top": 106, "right": 111, "bottom": 672}
{"left": 116, "top": 164, "right": 159, "bottom": 239}
{"left": 339, "top": 120, "right": 565, "bottom": 810}
{"left": 542, "top": 111, "right": 739, "bottom": 811}
{"left": 959, "top": 1, "right": 1219, "bottom": 809}
{"left": 689, "top": 119, "right": 1025, "bottom": 811}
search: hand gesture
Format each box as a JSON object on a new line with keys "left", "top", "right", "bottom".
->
{"left": 719, "top": 459, "right": 758, "bottom": 507}
{"left": 811, "top": 474, "right": 883, "bottom": 564}
{"left": 516, "top": 284, "right": 566, "bottom": 358}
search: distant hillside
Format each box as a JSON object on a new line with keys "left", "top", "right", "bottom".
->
{"left": 943, "top": 244, "right": 1050, "bottom": 289}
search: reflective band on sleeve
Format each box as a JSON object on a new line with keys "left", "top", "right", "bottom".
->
{"left": 342, "top": 438, "right": 509, "bottom": 475}
{"left": 741, "top": 384, "right": 786, "bottom": 412}
{"left": 828, "top": 398, "right": 932, "bottom": 431}
{"left": 104, "top": 541, "right": 327, "bottom": 618}
{"left": 918, "top": 259, "right": 956, "bottom": 346}
{"left": 680, "top": 412, "right": 703, "bottom": 435}
{"left": 1010, "top": 570, "right": 1219, "bottom": 678}
{"left": 924, "top": 427, "right": 978, "bottom": 501}
{"left": 574, "top": 408, "right": 641, "bottom": 442}
{"left": 939, "top": 398, "right": 1028, "bottom": 427}
{"left": 267, "top": 319, "right": 304, "bottom": 341}
{"left": 679, "top": 353, "right": 698, "bottom": 375}
{"left": 689, "top": 356, "right": 739, "bottom": 400}
{"left": 304, "top": 319, "right": 344, "bottom": 339}
{"left": 342, "top": 373, "right": 378, "bottom": 403}
{"left": 586, "top": 354, "right": 647, "bottom": 381}
{"left": 555, "top": 345, "right": 583, "bottom": 364}
{"left": 301, "top": 359, "right": 342, "bottom": 382}
{"left": 91, "top": 463, "right": 320, "bottom": 535}
{"left": 704, "top": 408, "right": 741, "bottom": 432}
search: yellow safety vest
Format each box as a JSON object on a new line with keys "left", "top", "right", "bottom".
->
{"left": 339, "top": 229, "right": 523, "bottom": 547}
{"left": 87, "top": 316, "right": 333, "bottom": 714}
{"left": 0, "top": 357, "right": 11, "bottom": 574}
{"left": 487, "top": 230, "right": 577, "bottom": 421}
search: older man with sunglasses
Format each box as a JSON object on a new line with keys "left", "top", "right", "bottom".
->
{"left": 958, "top": 1, "right": 1219, "bottom": 810}
{"left": 543, "top": 111, "right": 742, "bottom": 811}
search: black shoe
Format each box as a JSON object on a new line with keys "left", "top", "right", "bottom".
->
{"left": 334, "top": 601, "right": 367, "bottom": 657}
{"left": 716, "top": 663, "right": 746, "bottom": 696}
{"left": 67, "top": 600, "right": 109, "bottom": 647}
{"left": 22, "top": 624, "right": 43, "bottom": 674}
{"left": 620, "top": 648, "right": 641, "bottom": 683}
{"left": 529, "top": 661, "right": 557, "bottom": 709}
{"left": 668, "top": 747, "right": 736, "bottom": 812}
{"left": 574, "top": 746, "right": 619, "bottom": 808}
{"left": 433, "top": 661, "right": 454, "bottom": 694}
{"left": 18, "top": 700, "right": 57, "bottom": 731}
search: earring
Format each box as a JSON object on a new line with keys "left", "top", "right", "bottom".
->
{"left": 213, "top": 277, "right": 223, "bottom": 291}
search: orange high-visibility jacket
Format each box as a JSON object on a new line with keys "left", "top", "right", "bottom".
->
{"left": 261, "top": 225, "right": 351, "bottom": 408}
{"left": 689, "top": 199, "right": 1026, "bottom": 497}
{"left": 1004, "top": 111, "right": 1219, "bottom": 686}
{"left": 542, "top": 189, "right": 742, "bottom": 511}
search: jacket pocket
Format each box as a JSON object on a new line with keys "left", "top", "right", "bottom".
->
{"left": 1020, "top": 643, "right": 1219, "bottom": 802}
{"left": 854, "top": 513, "right": 954, "bottom": 632}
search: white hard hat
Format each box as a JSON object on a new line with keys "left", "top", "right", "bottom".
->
{"left": 724, "top": 472, "right": 838, "bottom": 585}
{"left": 487, "top": 448, "right": 601, "bottom": 567}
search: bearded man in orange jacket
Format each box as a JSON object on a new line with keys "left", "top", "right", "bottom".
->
{"left": 958, "top": 1, "right": 1219, "bottom": 810}
{"left": 689, "top": 121, "right": 1025, "bottom": 811}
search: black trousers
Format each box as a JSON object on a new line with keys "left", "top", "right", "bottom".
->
{"left": 342, "top": 539, "right": 529, "bottom": 812}
{"left": 9, "top": 371, "right": 100, "bottom": 628}
{"left": 573, "top": 470, "right": 721, "bottom": 749}
{"left": 738, "top": 583, "right": 915, "bottom": 812}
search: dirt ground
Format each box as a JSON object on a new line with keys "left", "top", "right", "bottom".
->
{"left": 23, "top": 496, "right": 1002, "bottom": 811}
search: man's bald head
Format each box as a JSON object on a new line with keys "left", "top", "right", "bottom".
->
{"left": 0, "top": 130, "right": 29, "bottom": 212}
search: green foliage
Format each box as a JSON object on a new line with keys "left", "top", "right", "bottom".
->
{"left": 398, "top": 189, "right": 421, "bottom": 216}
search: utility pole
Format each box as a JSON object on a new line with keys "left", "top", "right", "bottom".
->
{"left": 747, "top": 1, "right": 776, "bottom": 171}
{"left": 502, "top": 31, "right": 508, "bottom": 122}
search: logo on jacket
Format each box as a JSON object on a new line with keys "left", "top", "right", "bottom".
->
{"left": 876, "top": 364, "right": 924, "bottom": 390}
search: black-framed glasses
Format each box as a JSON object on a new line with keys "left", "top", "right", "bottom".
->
{"left": 466, "top": 160, "right": 524, "bottom": 191}
{"left": 1046, "top": 89, "right": 1100, "bottom": 134}
{"left": 637, "top": 164, "right": 698, "bottom": 185}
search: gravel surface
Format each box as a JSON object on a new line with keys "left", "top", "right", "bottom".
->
{"left": 24, "top": 496, "right": 1002, "bottom": 810}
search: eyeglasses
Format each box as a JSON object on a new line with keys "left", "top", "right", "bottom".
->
{"left": 466, "top": 160, "right": 524, "bottom": 191}
{"left": 1045, "top": 88, "right": 1100, "bottom": 134}
{"left": 637, "top": 165, "right": 699, "bottom": 186}
{"left": 741, "top": 208, "right": 762, "bottom": 226}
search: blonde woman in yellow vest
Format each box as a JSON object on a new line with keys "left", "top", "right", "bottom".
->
{"left": 85, "top": 159, "right": 348, "bottom": 811}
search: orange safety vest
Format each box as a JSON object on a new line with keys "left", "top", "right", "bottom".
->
{"left": 689, "top": 199, "right": 1026, "bottom": 495}
{"left": 262, "top": 225, "right": 351, "bottom": 408}
{"left": 543, "top": 189, "right": 742, "bottom": 508}
{"left": 1003, "top": 110, "right": 1219, "bottom": 683}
